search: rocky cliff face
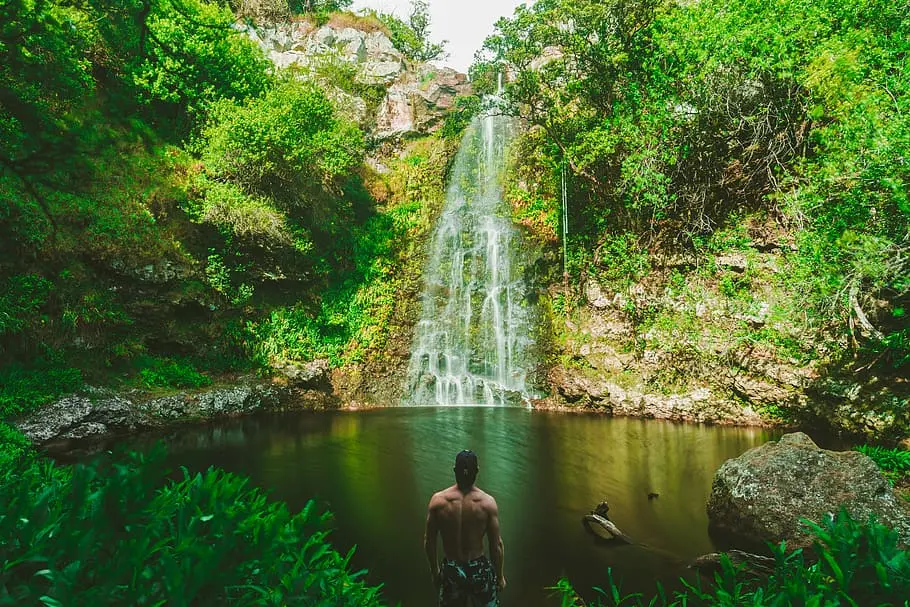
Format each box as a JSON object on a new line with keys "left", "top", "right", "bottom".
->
{"left": 240, "top": 19, "right": 471, "bottom": 140}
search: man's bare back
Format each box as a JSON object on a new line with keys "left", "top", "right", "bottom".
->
{"left": 425, "top": 451, "right": 504, "bottom": 607}
{"left": 428, "top": 484, "right": 497, "bottom": 561}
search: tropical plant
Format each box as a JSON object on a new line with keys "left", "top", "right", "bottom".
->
{"left": 0, "top": 447, "right": 387, "bottom": 606}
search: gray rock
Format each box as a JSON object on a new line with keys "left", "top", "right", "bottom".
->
{"left": 15, "top": 394, "right": 144, "bottom": 443}
{"left": 140, "top": 385, "right": 284, "bottom": 420}
{"left": 364, "top": 31, "right": 401, "bottom": 62}
{"left": 716, "top": 253, "right": 748, "bottom": 272}
{"left": 547, "top": 366, "right": 763, "bottom": 425}
{"left": 335, "top": 27, "right": 366, "bottom": 61}
{"left": 60, "top": 422, "right": 109, "bottom": 440}
{"left": 359, "top": 60, "right": 405, "bottom": 85}
{"left": 707, "top": 432, "right": 910, "bottom": 548}
{"left": 584, "top": 279, "right": 610, "bottom": 309}
{"left": 313, "top": 25, "right": 336, "bottom": 46}
{"left": 276, "top": 359, "right": 332, "bottom": 391}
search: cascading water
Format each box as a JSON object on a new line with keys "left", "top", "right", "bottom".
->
{"left": 403, "top": 101, "right": 537, "bottom": 406}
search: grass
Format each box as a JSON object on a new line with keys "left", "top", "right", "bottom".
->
{"left": 0, "top": 363, "right": 84, "bottom": 418}
{"left": 855, "top": 445, "right": 910, "bottom": 486}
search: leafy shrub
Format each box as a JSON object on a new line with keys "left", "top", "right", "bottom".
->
{"left": 0, "top": 423, "right": 30, "bottom": 469}
{"left": 593, "top": 232, "right": 651, "bottom": 287}
{"left": 194, "top": 77, "right": 366, "bottom": 285}
{"left": 0, "top": 448, "right": 386, "bottom": 606}
{"left": 136, "top": 356, "right": 212, "bottom": 390}
{"left": 855, "top": 445, "right": 910, "bottom": 485}
{"left": 289, "top": 0, "right": 352, "bottom": 15}
{"left": 0, "top": 364, "right": 83, "bottom": 418}
{"left": 555, "top": 510, "right": 910, "bottom": 606}
{"left": 479, "top": 0, "right": 909, "bottom": 372}
{"left": 371, "top": 1, "right": 446, "bottom": 62}
{"left": 0, "top": 274, "right": 53, "bottom": 338}
{"left": 131, "top": 0, "right": 273, "bottom": 119}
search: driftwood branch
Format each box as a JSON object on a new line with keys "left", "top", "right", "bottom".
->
{"left": 691, "top": 549, "right": 776, "bottom": 576}
{"left": 582, "top": 513, "right": 633, "bottom": 545}
{"left": 849, "top": 285, "right": 885, "bottom": 341}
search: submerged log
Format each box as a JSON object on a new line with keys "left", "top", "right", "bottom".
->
{"left": 691, "top": 550, "right": 776, "bottom": 576}
{"left": 582, "top": 513, "right": 633, "bottom": 544}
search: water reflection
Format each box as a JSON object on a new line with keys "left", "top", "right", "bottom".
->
{"left": 123, "top": 408, "right": 773, "bottom": 606}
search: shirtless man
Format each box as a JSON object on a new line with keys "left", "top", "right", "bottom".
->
{"left": 424, "top": 450, "right": 505, "bottom": 607}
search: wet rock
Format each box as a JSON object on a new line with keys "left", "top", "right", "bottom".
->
{"left": 110, "top": 259, "right": 193, "bottom": 284}
{"left": 16, "top": 381, "right": 334, "bottom": 446}
{"left": 584, "top": 279, "right": 611, "bottom": 309}
{"left": 729, "top": 373, "right": 803, "bottom": 409}
{"left": 546, "top": 366, "right": 764, "bottom": 425}
{"left": 707, "top": 432, "right": 910, "bottom": 549}
{"left": 139, "top": 384, "right": 287, "bottom": 420}
{"left": 275, "top": 359, "right": 332, "bottom": 391}
{"left": 15, "top": 394, "right": 145, "bottom": 443}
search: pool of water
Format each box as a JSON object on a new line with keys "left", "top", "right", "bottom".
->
{"left": 120, "top": 407, "right": 774, "bottom": 606}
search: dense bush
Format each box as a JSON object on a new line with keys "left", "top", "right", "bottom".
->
{"left": 0, "top": 424, "right": 30, "bottom": 469}
{"left": 369, "top": 1, "right": 446, "bottom": 62}
{"left": 476, "top": 0, "right": 909, "bottom": 372}
{"left": 136, "top": 356, "right": 212, "bottom": 390}
{"left": 249, "top": 136, "right": 451, "bottom": 366}
{"left": 0, "top": 448, "right": 386, "bottom": 606}
{"left": 555, "top": 510, "right": 910, "bottom": 606}
{"left": 856, "top": 445, "right": 910, "bottom": 486}
{"left": 0, "top": 363, "right": 83, "bottom": 418}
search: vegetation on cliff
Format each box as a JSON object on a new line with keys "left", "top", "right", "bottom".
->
{"left": 476, "top": 0, "right": 909, "bottom": 437}
{"left": 0, "top": 0, "right": 459, "bottom": 420}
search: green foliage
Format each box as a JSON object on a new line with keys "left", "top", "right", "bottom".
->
{"left": 0, "top": 424, "right": 31, "bottom": 470}
{"left": 440, "top": 95, "right": 483, "bottom": 140}
{"left": 0, "top": 274, "right": 53, "bottom": 337}
{"left": 135, "top": 356, "right": 212, "bottom": 390}
{"left": 370, "top": 1, "right": 446, "bottom": 62}
{"left": 250, "top": 136, "right": 449, "bottom": 366}
{"left": 193, "top": 78, "right": 365, "bottom": 285}
{"left": 289, "top": 0, "right": 352, "bottom": 15}
{"left": 131, "top": 0, "right": 273, "bottom": 120}
{"left": 0, "top": 364, "right": 83, "bottom": 418}
{"left": 555, "top": 510, "right": 910, "bottom": 606}
{"left": 855, "top": 445, "right": 910, "bottom": 485}
{"left": 592, "top": 233, "right": 651, "bottom": 287}
{"left": 480, "top": 0, "right": 909, "bottom": 372}
{"left": 0, "top": 448, "right": 386, "bottom": 606}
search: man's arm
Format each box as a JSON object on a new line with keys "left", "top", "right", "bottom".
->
{"left": 487, "top": 498, "right": 506, "bottom": 591}
{"left": 424, "top": 496, "right": 440, "bottom": 585}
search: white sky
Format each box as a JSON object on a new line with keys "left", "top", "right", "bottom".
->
{"left": 351, "top": 0, "right": 529, "bottom": 72}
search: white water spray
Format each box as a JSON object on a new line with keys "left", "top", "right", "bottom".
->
{"left": 404, "top": 103, "right": 537, "bottom": 406}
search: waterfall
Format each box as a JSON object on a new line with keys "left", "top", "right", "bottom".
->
{"left": 403, "top": 107, "right": 537, "bottom": 406}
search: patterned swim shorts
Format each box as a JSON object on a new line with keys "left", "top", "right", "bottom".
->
{"left": 438, "top": 556, "right": 499, "bottom": 607}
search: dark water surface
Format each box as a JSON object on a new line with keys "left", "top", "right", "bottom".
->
{"left": 128, "top": 407, "right": 774, "bottom": 606}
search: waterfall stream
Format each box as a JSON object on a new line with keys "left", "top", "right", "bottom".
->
{"left": 404, "top": 108, "right": 537, "bottom": 406}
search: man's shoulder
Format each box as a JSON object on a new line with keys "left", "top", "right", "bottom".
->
{"left": 430, "top": 485, "right": 457, "bottom": 505}
{"left": 472, "top": 487, "right": 498, "bottom": 509}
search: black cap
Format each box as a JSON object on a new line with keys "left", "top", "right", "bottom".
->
{"left": 455, "top": 449, "right": 478, "bottom": 472}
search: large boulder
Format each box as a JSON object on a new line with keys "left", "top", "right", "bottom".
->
{"left": 275, "top": 359, "right": 332, "bottom": 391}
{"left": 707, "top": 432, "right": 910, "bottom": 548}
{"left": 15, "top": 393, "right": 147, "bottom": 443}
{"left": 375, "top": 66, "right": 471, "bottom": 139}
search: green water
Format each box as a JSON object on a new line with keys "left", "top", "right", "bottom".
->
{"left": 136, "top": 407, "right": 773, "bottom": 606}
